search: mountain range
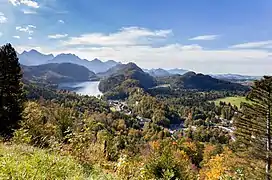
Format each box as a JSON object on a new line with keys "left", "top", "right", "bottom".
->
{"left": 18, "top": 49, "right": 259, "bottom": 82}
{"left": 18, "top": 49, "right": 120, "bottom": 73}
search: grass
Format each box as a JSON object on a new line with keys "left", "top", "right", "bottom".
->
{"left": 0, "top": 143, "right": 115, "bottom": 180}
{"left": 212, "top": 96, "right": 250, "bottom": 108}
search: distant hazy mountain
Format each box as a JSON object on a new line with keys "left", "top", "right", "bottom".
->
{"left": 49, "top": 54, "right": 119, "bottom": 73}
{"left": 22, "top": 63, "right": 96, "bottom": 84}
{"left": 167, "top": 68, "right": 188, "bottom": 75}
{"left": 105, "top": 60, "right": 121, "bottom": 67}
{"left": 18, "top": 49, "right": 120, "bottom": 73}
{"left": 19, "top": 49, "right": 54, "bottom": 66}
{"left": 145, "top": 68, "right": 171, "bottom": 77}
{"left": 210, "top": 74, "right": 261, "bottom": 81}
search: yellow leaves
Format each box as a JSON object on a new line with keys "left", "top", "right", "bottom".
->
{"left": 200, "top": 147, "right": 241, "bottom": 180}
{"left": 149, "top": 141, "right": 160, "bottom": 151}
{"left": 202, "top": 154, "right": 226, "bottom": 180}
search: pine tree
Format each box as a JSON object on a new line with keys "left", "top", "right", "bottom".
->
{"left": 0, "top": 43, "right": 24, "bottom": 137}
{"left": 235, "top": 76, "right": 272, "bottom": 179}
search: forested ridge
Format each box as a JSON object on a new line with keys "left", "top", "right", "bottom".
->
{"left": 1, "top": 43, "right": 272, "bottom": 179}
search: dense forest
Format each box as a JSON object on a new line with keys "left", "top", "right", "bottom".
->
{"left": 1, "top": 43, "right": 272, "bottom": 179}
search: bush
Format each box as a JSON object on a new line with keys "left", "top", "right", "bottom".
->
{"left": 0, "top": 143, "right": 88, "bottom": 179}
{"left": 142, "top": 140, "right": 197, "bottom": 180}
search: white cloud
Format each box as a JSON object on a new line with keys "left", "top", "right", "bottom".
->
{"left": 22, "top": 9, "right": 37, "bottom": 14}
{"left": 63, "top": 26, "right": 172, "bottom": 46}
{"left": 27, "top": 25, "right": 36, "bottom": 28}
{"left": 16, "top": 25, "right": 36, "bottom": 35}
{"left": 0, "top": 32, "right": 3, "bottom": 37}
{"left": 13, "top": 27, "right": 272, "bottom": 75}
{"left": 48, "top": 34, "right": 68, "bottom": 39}
{"left": 0, "top": 12, "right": 7, "bottom": 23}
{"left": 13, "top": 36, "right": 20, "bottom": 39}
{"left": 28, "top": 37, "right": 32, "bottom": 40}
{"left": 32, "top": 43, "right": 270, "bottom": 75}
{"left": 230, "top": 40, "right": 272, "bottom": 49}
{"left": 58, "top": 20, "right": 64, "bottom": 23}
{"left": 9, "top": 0, "right": 39, "bottom": 8}
{"left": 189, "top": 35, "right": 220, "bottom": 41}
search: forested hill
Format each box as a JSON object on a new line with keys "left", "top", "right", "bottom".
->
{"left": 22, "top": 63, "right": 97, "bottom": 84}
{"left": 157, "top": 71, "right": 249, "bottom": 91}
{"left": 98, "top": 62, "right": 157, "bottom": 92}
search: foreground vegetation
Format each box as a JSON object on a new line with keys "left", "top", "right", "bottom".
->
{"left": 0, "top": 143, "right": 87, "bottom": 179}
{"left": 1, "top": 43, "right": 272, "bottom": 179}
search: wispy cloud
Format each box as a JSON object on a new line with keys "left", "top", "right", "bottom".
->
{"left": 0, "top": 12, "right": 7, "bottom": 23}
{"left": 58, "top": 20, "right": 64, "bottom": 24}
{"left": 189, "top": 35, "right": 220, "bottom": 41}
{"left": 48, "top": 34, "right": 68, "bottom": 39}
{"left": 230, "top": 40, "right": 272, "bottom": 49}
{"left": 13, "top": 36, "right": 20, "bottom": 39}
{"left": 13, "top": 26, "right": 272, "bottom": 75}
{"left": 63, "top": 26, "right": 172, "bottom": 46}
{"left": 16, "top": 25, "right": 36, "bottom": 35}
{"left": 9, "top": 0, "right": 39, "bottom": 8}
{"left": 0, "top": 32, "right": 3, "bottom": 37}
{"left": 22, "top": 9, "right": 37, "bottom": 14}
{"left": 28, "top": 37, "right": 32, "bottom": 40}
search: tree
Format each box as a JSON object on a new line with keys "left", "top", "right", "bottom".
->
{"left": 235, "top": 76, "right": 272, "bottom": 179}
{"left": 0, "top": 43, "right": 23, "bottom": 136}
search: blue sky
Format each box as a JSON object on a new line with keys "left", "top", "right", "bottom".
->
{"left": 0, "top": 0, "right": 271, "bottom": 75}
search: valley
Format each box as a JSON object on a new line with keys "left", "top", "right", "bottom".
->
{"left": 0, "top": 44, "right": 270, "bottom": 180}
{"left": 1, "top": 1, "right": 271, "bottom": 179}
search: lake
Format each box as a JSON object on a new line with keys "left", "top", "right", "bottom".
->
{"left": 58, "top": 81, "right": 102, "bottom": 96}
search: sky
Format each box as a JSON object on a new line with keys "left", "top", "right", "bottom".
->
{"left": 0, "top": 0, "right": 272, "bottom": 75}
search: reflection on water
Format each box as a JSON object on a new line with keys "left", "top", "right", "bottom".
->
{"left": 58, "top": 81, "right": 102, "bottom": 96}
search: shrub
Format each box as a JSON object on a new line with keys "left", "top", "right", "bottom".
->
{"left": 0, "top": 143, "right": 87, "bottom": 179}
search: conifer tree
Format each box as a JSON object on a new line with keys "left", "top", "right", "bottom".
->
{"left": 235, "top": 76, "right": 272, "bottom": 179}
{"left": 0, "top": 43, "right": 23, "bottom": 136}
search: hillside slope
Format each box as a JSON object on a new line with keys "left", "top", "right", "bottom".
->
{"left": 22, "top": 63, "right": 96, "bottom": 84}
{"left": 158, "top": 71, "right": 249, "bottom": 91}
{"left": 98, "top": 62, "right": 157, "bottom": 93}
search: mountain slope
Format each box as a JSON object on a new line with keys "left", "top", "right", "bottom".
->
{"left": 19, "top": 49, "right": 54, "bottom": 66}
{"left": 210, "top": 74, "right": 261, "bottom": 81}
{"left": 22, "top": 63, "right": 96, "bottom": 84}
{"left": 146, "top": 68, "right": 171, "bottom": 77}
{"left": 49, "top": 54, "right": 119, "bottom": 73}
{"left": 159, "top": 71, "right": 249, "bottom": 91}
{"left": 98, "top": 62, "right": 157, "bottom": 93}
{"left": 167, "top": 68, "right": 188, "bottom": 75}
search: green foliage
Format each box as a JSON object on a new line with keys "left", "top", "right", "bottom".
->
{"left": 0, "top": 43, "right": 24, "bottom": 136}
{"left": 0, "top": 144, "right": 88, "bottom": 179}
{"left": 99, "top": 62, "right": 157, "bottom": 94}
{"left": 235, "top": 76, "right": 272, "bottom": 179}
{"left": 3, "top": 45, "right": 268, "bottom": 180}
{"left": 143, "top": 140, "right": 197, "bottom": 180}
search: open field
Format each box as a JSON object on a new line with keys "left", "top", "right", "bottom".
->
{"left": 212, "top": 96, "right": 250, "bottom": 108}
